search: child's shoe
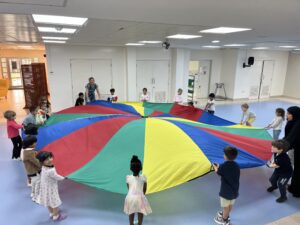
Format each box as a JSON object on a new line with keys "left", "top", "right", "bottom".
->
{"left": 276, "top": 196, "right": 287, "bottom": 203}
{"left": 217, "top": 211, "right": 230, "bottom": 221}
{"left": 267, "top": 186, "right": 277, "bottom": 192}
{"left": 214, "top": 215, "right": 230, "bottom": 225}
{"left": 52, "top": 213, "right": 67, "bottom": 221}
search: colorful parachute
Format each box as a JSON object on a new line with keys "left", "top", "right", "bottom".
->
{"left": 37, "top": 101, "right": 272, "bottom": 194}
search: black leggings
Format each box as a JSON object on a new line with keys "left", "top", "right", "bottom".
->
{"left": 11, "top": 135, "right": 22, "bottom": 159}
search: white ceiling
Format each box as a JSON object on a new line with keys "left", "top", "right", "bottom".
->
{"left": 0, "top": 0, "right": 300, "bottom": 50}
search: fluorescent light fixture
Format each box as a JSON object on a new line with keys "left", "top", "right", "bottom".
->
{"left": 252, "top": 47, "right": 269, "bottom": 50}
{"left": 167, "top": 34, "right": 202, "bottom": 39}
{"left": 212, "top": 40, "right": 220, "bottom": 43}
{"left": 224, "top": 44, "right": 247, "bottom": 47}
{"left": 279, "top": 46, "right": 297, "bottom": 48}
{"left": 43, "top": 40, "right": 66, "bottom": 44}
{"left": 202, "top": 45, "right": 221, "bottom": 48}
{"left": 33, "top": 14, "right": 88, "bottom": 26}
{"left": 139, "top": 41, "right": 162, "bottom": 44}
{"left": 42, "top": 36, "right": 69, "bottom": 40}
{"left": 125, "top": 43, "right": 144, "bottom": 46}
{"left": 200, "top": 27, "right": 251, "bottom": 34}
{"left": 294, "top": 49, "right": 300, "bottom": 51}
{"left": 38, "top": 27, "right": 76, "bottom": 33}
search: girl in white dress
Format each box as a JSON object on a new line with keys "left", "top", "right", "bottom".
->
{"left": 124, "top": 155, "right": 152, "bottom": 225}
{"left": 36, "top": 151, "right": 66, "bottom": 221}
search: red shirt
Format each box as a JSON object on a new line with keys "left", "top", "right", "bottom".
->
{"left": 6, "top": 120, "right": 23, "bottom": 138}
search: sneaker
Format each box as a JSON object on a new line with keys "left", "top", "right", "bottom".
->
{"left": 217, "top": 211, "right": 231, "bottom": 221}
{"left": 214, "top": 215, "right": 230, "bottom": 225}
{"left": 53, "top": 214, "right": 67, "bottom": 221}
{"left": 133, "top": 219, "right": 138, "bottom": 225}
{"left": 267, "top": 186, "right": 277, "bottom": 192}
{"left": 276, "top": 196, "right": 287, "bottom": 203}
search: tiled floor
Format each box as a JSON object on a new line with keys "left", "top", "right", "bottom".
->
{"left": 0, "top": 91, "right": 299, "bottom": 225}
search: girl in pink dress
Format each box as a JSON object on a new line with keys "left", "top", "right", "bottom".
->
{"left": 124, "top": 155, "right": 152, "bottom": 225}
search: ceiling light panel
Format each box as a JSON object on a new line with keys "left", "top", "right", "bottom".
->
{"left": 279, "top": 46, "right": 297, "bottom": 48}
{"left": 38, "top": 27, "right": 76, "bottom": 33}
{"left": 252, "top": 47, "right": 269, "bottom": 50}
{"left": 224, "top": 44, "right": 247, "bottom": 47}
{"left": 139, "top": 41, "right": 162, "bottom": 44}
{"left": 43, "top": 40, "right": 66, "bottom": 43}
{"left": 42, "top": 36, "right": 69, "bottom": 40}
{"left": 200, "top": 27, "right": 251, "bottom": 34}
{"left": 33, "top": 14, "right": 88, "bottom": 26}
{"left": 167, "top": 34, "right": 202, "bottom": 39}
{"left": 202, "top": 45, "right": 221, "bottom": 48}
{"left": 125, "top": 43, "right": 144, "bottom": 46}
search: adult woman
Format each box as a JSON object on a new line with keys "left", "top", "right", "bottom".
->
{"left": 284, "top": 106, "right": 300, "bottom": 198}
{"left": 85, "top": 77, "right": 100, "bottom": 102}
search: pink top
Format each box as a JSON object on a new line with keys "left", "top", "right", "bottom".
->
{"left": 7, "top": 120, "right": 23, "bottom": 138}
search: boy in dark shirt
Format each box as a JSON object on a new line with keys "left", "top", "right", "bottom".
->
{"left": 267, "top": 139, "right": 293, "bottom": 203}
{"left": 213, "top": 146, "right": 240, "bottom": 225}
{"left": 75, "top": 92, "right": 84, "bottom": 106}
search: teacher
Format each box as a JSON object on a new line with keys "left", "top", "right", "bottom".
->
{"left": 284, "top": 106, "right": 300, "bottom": 198}
{"left": 85, "top": 77, "right": 100, "bottom": 102}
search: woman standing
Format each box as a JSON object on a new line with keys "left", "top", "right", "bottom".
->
{"left": 85, "top": 77, "right": 100, "bottom": 102}
{"left": 284, "top": 106, "right": 300, "bottom": 198}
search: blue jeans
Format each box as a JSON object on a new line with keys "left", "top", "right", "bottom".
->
{"left": 273, "top": 130, "right": 281, "bottom": 140}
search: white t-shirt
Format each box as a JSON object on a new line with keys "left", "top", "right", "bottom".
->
{"left": 269, "top": 116, "right": 284, "bottom": 130}
{"left": 207, "top": 99, "right": 215, "bottom": 111}
{"left": 241, "top": 111, "right": 256, "bottom": 125}
{"left": 174, "top": 95, "right": 183, "bottom": 104}
{"left": 140, "top": 94, "right": 149, "bottom": 102}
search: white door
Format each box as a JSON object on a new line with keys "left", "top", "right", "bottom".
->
{"left": 70, "top": 59, "right": 112, "bottom": 103}
{"left": 248, "top": 60, "right": 263, "bottom": 100}
{"left": 259, "top": 60, "right": 274, "bottom": 99}
{"left": 136, "top": 60, "right": 169, "bottom": 102}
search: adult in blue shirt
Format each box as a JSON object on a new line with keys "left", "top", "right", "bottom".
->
{"left": 85, "top": 77, "right": 100, "bottom": 102}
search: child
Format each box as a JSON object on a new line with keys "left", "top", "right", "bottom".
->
{"left": 23, "top": 106, "right": 38, "bottom": 136}
{"left": 267, "top": 140, "right": 293, "bottom": 203}
{"left": 75, "top": 92, "right": 84, "bottom": 106}
{"left": 240, "top": 103, "right": 256, "bottom": 126}
{"left": 107, "top": 88, "right": 118, "bottom": 103}
{"left": 22, "top": 136, "right": 41, "bottom": 202}
{"left": 174, "top": 88, "right": 183, "bottom": 104}
{"left": 36, "top": 106, "right": 47, "bottom": 126}
{"left": 39, "top": 96, "right": 51, "bottom": 119}
{"left": 265, "top": 108, "right": 285, "bottom": 140}
{"left": 36, "top": 151, "right": 67, "bottom": 221}
{"left": 213, "top": 146, "right": 240, "bottom": 225}
{"left": 124, "top": 155, "right": 152, "bottom": 225}
{"left": 140, "top": 88, "right": 150, "bottom": 102}
{"left": 4, "top": 110, "right": 23, "bottom": 160}
{"left": 204, "top": 93, "right": 216, "bottom": 115}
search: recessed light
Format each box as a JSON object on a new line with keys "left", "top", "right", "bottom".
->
{"left": 166, "top": 34, "right": 202, "bottom": 39}
{"left": 224, "top": 44, "right": 247, "bottom": 47}
{"left": 125, "top": 43, "right": 144, "bottom": 46}
{"left": 279, "top": 46, "right": 297, "bottom": 48}
{"left": 38, "top": 27, "right": 76, "bottom": 33}
{"left": 33, "top": 14, "right": 88, "bottom": 26}
{"left": 252, "top": 47, "right": 269, "bottom": 50}
{"left": 43, "top": 40, "right": 66, "bottom": 44}
{"left": 202, "top": 46, "right": 221, "bottom": 48}
{"left": 200, "top": 27, "right": 252, "bottom": 34}
{"left": 212, "top": 40, "right": 220, "bottom": 43}
{"left": 42, "top": 36, "right": 69, "bottom": 40}
{"left": 139, "top": 41, "right": 162, "bottom": 44}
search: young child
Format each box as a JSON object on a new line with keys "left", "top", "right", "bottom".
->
{"left": 4, "top": 110, "right": 23, "bottom": 160}
{"left": 36, "top": 151, "right": 67, "bottom": 221}
{"left": 107, "top": 88, "right": 118, "bottom": 103}
{"left": 124, "top": 155, "right": 152, "bottom": 225}
{"left": 240, "top": 103, "right": 256, "bottom": 126}
{"left": 140, "top": 88, "right": 150, "bottom": 102}
{"left": 75, "top": 92, "right": 84, "bottom": 106}
{"left": 23, "top": 106, "right": 37, "bottom": 127}
{"left": 267, "top": 140, "right": 293, "bottom": 203}
{"left": 213, "top": 146, "right": 240, "bottom": 225}
{"left": 265, "top": 108, "right": 285, "bottom": 140}
{"left": 204, "top": 93, "right": 216, "bottom": 115}
{"left": 35, "top": 106, "right": 47, "bottom": 126}
{"left": 22, "top": 136, "right": 41, "bottom": 202}
{"left": 39, "top": 96, "right": 51, "bottom": 119}
{"left": 174, "top": 88, "right": 183, "bottom": 104}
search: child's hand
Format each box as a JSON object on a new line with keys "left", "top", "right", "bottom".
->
{"left": 212, "top": 163, "right": 219, "bottom": 172}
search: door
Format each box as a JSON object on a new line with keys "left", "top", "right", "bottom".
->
{"left": 136, "top": 61, "right": 153, "bottom": 101}
{"left": 259, "top": 60, "right": 274, "bottom": 99}
{"left": 248, "top": 60, "right": 263, "bottom": 100}
{"left": 70, "top": 59, "right": 112, "bottom": 103}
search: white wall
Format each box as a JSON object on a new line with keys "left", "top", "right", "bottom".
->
{"left": 46, "top": 45, "right": 126, "bottom": 111}
{"left": 284, "top": 52, "right": 300, "bottom": 98}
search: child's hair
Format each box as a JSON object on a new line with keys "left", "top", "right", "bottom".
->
{"left": 4, "top": 110, "right": 16, "bottom": 120}
{"left": 130, "top": 155, "right": 142, "bottom": 175}
{"left": 22, "top": 135, "right": 37, "bottom": 149}
{"left": 241, "top": 103, "right": 249, "bottom": 109}
{"left": 208, "top": 93, "right": 215, "bottom": 98}
{"left": 224, "top": 146, "right": 238, "bottom": 161}
{"left": 78, "top": 92, "right": 84, "bottom": 97}
{"left": 178, "top": 88, "right": 183, "bottom": 93}
{"left": 89, "top": 77, "right": 94, "bottom": 81}
{"left": 142, "top": 88, "right": 147, "bottom": 92}
{"left": 272, "top": 139, "right": 290, "bottom": 152}
{"left": 36, "top": 151, "right": 53, "bottom": 164}
{"left": 276, "top": 108, "right": 285, "bottom": 118}
{"left": 110, "top": 88, "right": 115, "bottom": 93}
{"left": 29, "top": 106, "right": 37, "bottom": 113}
